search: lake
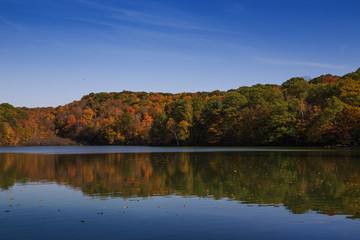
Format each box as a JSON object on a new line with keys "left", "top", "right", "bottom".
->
{"left": 1, "top": 146, "right": 360, "bottom": 239}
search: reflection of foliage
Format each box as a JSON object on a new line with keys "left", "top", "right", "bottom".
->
{"left": 1, "top": 150, "right": 360, "bottom": 219}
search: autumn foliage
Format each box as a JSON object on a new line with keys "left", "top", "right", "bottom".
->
{"left": 1, "top": 68, "right": 360, "bottom": 146}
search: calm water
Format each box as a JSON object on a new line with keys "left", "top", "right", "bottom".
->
{"left": 1, "top": 146, "right": 360, "bottom": 239}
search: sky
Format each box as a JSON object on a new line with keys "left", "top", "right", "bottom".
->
{"left": 1, "top": 0, "right": 359, "bottom": 107}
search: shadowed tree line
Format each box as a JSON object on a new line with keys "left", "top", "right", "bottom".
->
{"left": 1, "top": 150, "right": 360, "bottom": 218}
{"left": 1, "top": 68, "right": 360, "bottom": 146}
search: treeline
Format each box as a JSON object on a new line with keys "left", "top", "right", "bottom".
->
{"left": 1, "top": 68, "right": 360, "bottom": 146}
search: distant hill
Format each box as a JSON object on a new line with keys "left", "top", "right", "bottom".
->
{"left": 1, "top": 68, "right": 360, "bottom": 146}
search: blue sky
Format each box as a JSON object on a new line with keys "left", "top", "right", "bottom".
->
{"left": 1, "top": 0, "right": 359, "bottom": 107}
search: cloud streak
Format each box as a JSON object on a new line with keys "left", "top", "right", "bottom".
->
{"left": 256, "top": 56, "right": 347, "bottom": 70}
{"left": 0, "top": 15, "right": 24, "bottom": 32}
{"left": 77, "top": 0, "right": 203, "bottom": 30}
{"left": 76, "top": 0, "right": 243, "bottom": 35}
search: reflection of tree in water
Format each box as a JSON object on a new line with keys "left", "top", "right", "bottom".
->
{"left": 1, "top": 150, "right": 360, "bottom": 219}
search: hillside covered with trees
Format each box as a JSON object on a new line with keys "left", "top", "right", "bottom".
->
{"left": 1, "top": 68, "right": 360, "bottom": 147}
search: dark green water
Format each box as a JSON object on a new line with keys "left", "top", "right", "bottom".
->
{"left": 1, "top": 147, "right": 360, "bottom": 239}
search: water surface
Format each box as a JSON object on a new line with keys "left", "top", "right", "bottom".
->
{"left": 1, "top": 146, "right": 360, "bottom": 239}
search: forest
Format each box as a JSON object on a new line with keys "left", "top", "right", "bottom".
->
{"left": 1, "top": 68, "right": 360, "bottom": 146}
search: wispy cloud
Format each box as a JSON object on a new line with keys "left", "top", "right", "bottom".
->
{"left": 0, "top": 15, "right": 24, "bottom": 32}
{"left": 255, "top": 56, "right": 347, "bottom": 70}
{"left": 76, "top": 0, "right": 202, "bottom": 29}
{"left": 76, "top": 0, "right": 240, "bottom": 34}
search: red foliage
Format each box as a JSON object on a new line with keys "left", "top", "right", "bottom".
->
{"left": 322, "top": 76, "right": 338, "bottom": 83}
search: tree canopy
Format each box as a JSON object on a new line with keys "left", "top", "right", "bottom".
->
{"left": 1, "top": 68, "right": 360, "bottom": 146}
